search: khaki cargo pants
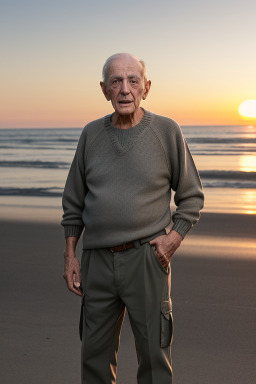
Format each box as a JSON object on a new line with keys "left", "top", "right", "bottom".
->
{"left": 80, "top": 233, "right": 173, "bottom": 384}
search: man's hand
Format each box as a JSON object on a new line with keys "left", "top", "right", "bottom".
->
{"left": 63, "top": 237, "right": 82, "bottom": 296}
{"left": 149, "top": 230, "right": 183, "bottom": 269}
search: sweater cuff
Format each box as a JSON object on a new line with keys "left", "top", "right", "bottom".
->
{"left": 172, "top": 219, "right": 192, "bottom": 239}
{"left": 63, "top": 225, "right": 84, "bottom": 238}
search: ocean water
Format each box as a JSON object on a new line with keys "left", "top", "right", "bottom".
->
{"left": 0, "top": 125, "right": 256, "bottom": 217}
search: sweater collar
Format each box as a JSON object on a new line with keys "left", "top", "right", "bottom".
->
{"left": 104, "top": 109, "right": 152, "bottom": 154}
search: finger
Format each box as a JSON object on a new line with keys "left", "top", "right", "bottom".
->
{"left": 150, "top": 235, "right": 165, "bottom": 245}
{"left": 66, "top": 278, "right": 82, "bottom": 296}
{"left": 158, "top": 252, "right": 171, "bottom": 266}
{"left": 72, "top": 285, "right": 82, "bottom": 296}
{"left": 77, "top": 267, "right": 81, "bottom": 280}
{"left": 63, "top": 272, "right": 71, "bottom": 282}
{"left": 74, "top": 269, "right": 81, "bottom": 282}
{"left": 158, "top": 256, "right": 168, "bottom": 269}
{"left": 68, "top": 285, "right": 82, "bottom": 296}
{"left": 162, "top": 257, "right": 170, "bottom": 268}
{"left": 159, "top": 255, "right": 167, "bottom": 266}
{"left": 64, "top": 272, "right": 74, "bottom": 288}
{"left": 73, "top": 271, "right": 81, "bottom": 286}
{"left": 155, "top": 251, "right": 165, "bottom": 264}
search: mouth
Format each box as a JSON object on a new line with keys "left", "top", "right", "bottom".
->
{"left": 119, "top": 100, "right": 133, "bottom": 105}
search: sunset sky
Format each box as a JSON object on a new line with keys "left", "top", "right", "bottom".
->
{"left": 1, "top": 0, "right": 256, "bottom": 128}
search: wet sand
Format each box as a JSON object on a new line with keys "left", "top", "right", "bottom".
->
{"left": 1, "top": 212, "right": 256, "bottom": 383}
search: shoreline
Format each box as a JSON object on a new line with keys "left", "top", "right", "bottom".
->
{"left": 1, "top": 183, "right": 256, "bottom": 224}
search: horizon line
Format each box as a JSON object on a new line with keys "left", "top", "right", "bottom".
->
{"left": 1, "top": 124, "right": 256, "bottom": 130}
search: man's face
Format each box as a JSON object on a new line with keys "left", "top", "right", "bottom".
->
{"left": 101, "top": 56, "right": 150, "bottom": 116}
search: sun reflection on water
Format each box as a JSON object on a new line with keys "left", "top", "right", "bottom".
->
{"left": 242, "top": 190, "right": 256, "bottom": 215}
{"left": 239, "top": 155, "right": 256, "bottom": 172}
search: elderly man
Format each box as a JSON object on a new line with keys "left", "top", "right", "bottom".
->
{"left": 62, "top": 53, "right": 204, "bottom": 384}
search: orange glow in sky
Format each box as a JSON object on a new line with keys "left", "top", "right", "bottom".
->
{"left": 1, "top": 1, "right": 256, "bottom": 128}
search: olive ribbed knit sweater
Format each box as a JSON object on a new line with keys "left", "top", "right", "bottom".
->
{"left": 61, "top": 110, "right": 204, "bottom": 249}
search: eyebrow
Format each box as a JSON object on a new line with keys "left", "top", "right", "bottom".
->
{"left": 110, "top": 75, "right": 141, "bottom": 81}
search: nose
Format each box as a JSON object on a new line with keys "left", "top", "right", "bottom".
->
{"left": 121, "top": 80, "right": 130, "bottom": 95}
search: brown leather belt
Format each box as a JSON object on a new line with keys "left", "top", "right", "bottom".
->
{"left": 109, "top": 242, "right": 135, "bottom": 253}
{"left": 108, "top": 230, "right": 166, "bottom": 253}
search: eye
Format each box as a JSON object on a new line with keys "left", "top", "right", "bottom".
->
{"left": 130, "top": 79, "right": 139, "bottom": 87}
{"left": 112, "top": 79, "right": 119, "bottom": 85}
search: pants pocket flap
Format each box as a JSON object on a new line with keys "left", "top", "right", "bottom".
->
{"left": 161, "top": 298, "right": 172, "bottom": 319}
{"left": 160, "top": 298, "right": 173, "bottom": 348}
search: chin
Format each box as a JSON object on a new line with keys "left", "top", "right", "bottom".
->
{"left": 116, "top": 107, "right": 135, "bottom": 116}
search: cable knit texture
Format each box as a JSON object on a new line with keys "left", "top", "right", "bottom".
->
{"left": 61, "top": 110, "right": 204, "bottom": 248}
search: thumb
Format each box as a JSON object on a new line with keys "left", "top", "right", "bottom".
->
{"left": 73, "top": 271, "right": 81, "bottom": 284}
{"left": 149, "top": 239, "right": 156, "bottom": 246}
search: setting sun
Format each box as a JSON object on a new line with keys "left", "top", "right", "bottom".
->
{"left": 238, "top": 100, "right": 256, "bottom": 118}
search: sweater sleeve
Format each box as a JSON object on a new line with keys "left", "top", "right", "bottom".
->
{"left": 61, "top": 131, "right": 88, "bottom": 238}
{"left": 169, "top": 123, "right": 204, "bottom": 238}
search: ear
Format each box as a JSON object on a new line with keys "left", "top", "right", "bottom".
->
{"left": 100, "top": 81, "right": 111, "bottom": 101}
{"left": 142, "top": 80, "right": 151, "bottom": 100}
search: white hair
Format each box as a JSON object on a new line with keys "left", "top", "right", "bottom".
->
{"left": 102, "top": 53, "right": 148, "bottom": 84}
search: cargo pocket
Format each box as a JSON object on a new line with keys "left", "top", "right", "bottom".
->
{"left": 160, "top": 298, "right": 173, "bottom": 348}
{"left": 79, "top": 293, "right": 85, "bottom": 341}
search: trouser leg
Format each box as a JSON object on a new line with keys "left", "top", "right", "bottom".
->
{"left": 122, "top": 242, "right": 173, "bottom": 384}
{"left": 80, "top": 249, "right": 125, "bottom": 384}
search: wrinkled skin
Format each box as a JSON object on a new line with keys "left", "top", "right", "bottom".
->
{"left": 149, "top": 230, "right": 183, "bottom": 269}
{"left": 100, "top": 53, "right": 151, "bottom": 129}
{"left": 63, "top": 237, "right": 82, "bottom": 296}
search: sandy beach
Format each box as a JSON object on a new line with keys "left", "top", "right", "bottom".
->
{"left": 1, "top": 212, "right": 256, "bottom": 384}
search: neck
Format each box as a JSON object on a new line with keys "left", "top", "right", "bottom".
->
{"left": 112, "top": 108, "right": 144, "bottom": 129}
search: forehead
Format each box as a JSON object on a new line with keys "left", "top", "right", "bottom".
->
{"left": 108, "top": 57, "right": 143, "bottom": 79}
